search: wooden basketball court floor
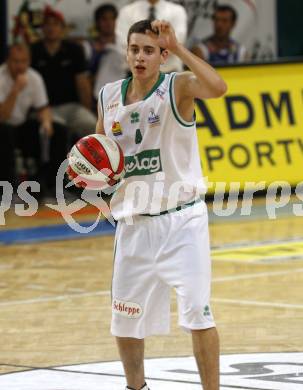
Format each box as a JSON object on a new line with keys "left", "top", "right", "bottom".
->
{"left": 0, "top": 194, "right": 302, "bottom": 389}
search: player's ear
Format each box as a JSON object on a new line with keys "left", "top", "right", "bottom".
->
{"left": 160, "top": 49, "right": 169, "bottom": 64}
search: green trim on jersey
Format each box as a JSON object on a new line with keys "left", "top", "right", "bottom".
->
{"left": 140, "top": 197, "right": 202, "bottom": 217}
{"left": 121, "top": 72, "right": 165, "bottom": 105}
{"left": 144, "top": 72, "right": 165, "bottom": 100}
{"left": 169, "top": 73, "right": 195, "bottom": 127}
{"left": 121, "top": 78, "right": 130, "bottom": 105}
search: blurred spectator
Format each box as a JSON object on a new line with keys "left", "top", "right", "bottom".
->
{"left": 84, "top": 4, "right": 126, "bottom": 101}
{"left": 116, "top": 0, "right": 187, "bottom": 72}
{"left": 0, "top": 43, "right": 68, "bottom": 196}
{"left": 31, "top": 6, "right": 96, "bottom": 138}
{"left": 191, "top": 5, "right": 248, "bottom": 65}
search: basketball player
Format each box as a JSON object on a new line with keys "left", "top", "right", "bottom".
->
{"left": 96, "top": 19, "right": 227, "bottom": 390}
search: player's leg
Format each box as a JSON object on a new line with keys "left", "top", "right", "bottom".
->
{"left": 176, "top": 203, "right": 219, "bottom": 389}
{"left": 192, "top": 327, "right": 220, "bottom": 390}
{"left": 116, "top": 337, "right": 147, "bottom": 390}
{"left": 111, "top": 218, "right": 169, "bottom": 390}
{"left": 156, "top": 201, "right": 218, "bottom": 389}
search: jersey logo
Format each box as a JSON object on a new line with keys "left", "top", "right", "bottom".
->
{"left": 130, "top": 111, "right": 140, "bottom": 123}
{"left": 111, "top": 121, "right": 123, "bottom": 136}
{"left": 124, "top": 149, "right": 162, "bottom": 178}
{"left": 105, "top": 101, "right": 119, "bottom": 111}
{"left": 203, "top": 305, "right": 211, "bottom": 317}
{"left": 148, "top": 108, "right": 160, "bottom": 127}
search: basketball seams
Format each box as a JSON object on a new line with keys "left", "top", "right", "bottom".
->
{"left": 89, "top": 134, "right": 121, "bottom": 173}
{"left": 68, "top": 134, "right": 125, "bottom": 189}
{"left": 78, "top": 136, "right": 114, "bottom": 174}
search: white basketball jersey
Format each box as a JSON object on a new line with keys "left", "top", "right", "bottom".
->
{"left": 99, "top": 72, "right": 206, "bottom": 220}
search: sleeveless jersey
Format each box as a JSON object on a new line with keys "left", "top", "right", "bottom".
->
{"left": 99, "top": 72, "right": 206, "bottom": 220}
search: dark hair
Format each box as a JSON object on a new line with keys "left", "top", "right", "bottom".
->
{"left": 127, "top": 19, "right": 154, "bottom": 44}
{"left": 94, "top": 3, "right": 118, "bottom": 24}
{"left": 127, "top": 19, "right": 164, "bottom": 52}
{"left": 213, "top": 5, "right": 237, "bottom": 23}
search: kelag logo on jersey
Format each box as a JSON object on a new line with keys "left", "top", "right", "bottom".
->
{"left": 124, "top": 149, "right": 162, "bottom": 178}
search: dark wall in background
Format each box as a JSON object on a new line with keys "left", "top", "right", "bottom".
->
{"left": 277, "top": 0, "right": 303, "bottom": 57}
{"left": 0, "top": 0, "right": 8, "bottom": 63}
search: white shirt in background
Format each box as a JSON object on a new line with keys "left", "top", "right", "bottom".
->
{"left": 0, "top": 64, "right": 48, "bottom": 126}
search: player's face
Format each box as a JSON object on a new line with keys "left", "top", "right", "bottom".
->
{"left": 127, "top": 33, "right": 163, "bottom": 80}
{"left": 213, "top": 11, "right": 235, "bottom": 39}
{"left": 7, "top": 48, "right": 30, "bottom": 78}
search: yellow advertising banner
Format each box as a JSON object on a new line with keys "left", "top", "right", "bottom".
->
{"left": 195, "top": 63, "right": 303, "bottom": 192}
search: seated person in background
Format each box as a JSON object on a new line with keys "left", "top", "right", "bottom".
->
{"left": 116, "top": 0, "right": 187, "bottom": 72}
{"left": 84, "top": 4, "right": 126, "bottom": 102}
{"left": 191, "top": 5, "right": 248, "bottom": 65}
{"left": 31, "top": 6, "right": 96, "bottom": 139}
{"left": 0, "top": 43, "right": 68, "bottom": 197}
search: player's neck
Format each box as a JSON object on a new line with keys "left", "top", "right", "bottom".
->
{"left": 128, "top": 72, "right": 161, "bottom": 103}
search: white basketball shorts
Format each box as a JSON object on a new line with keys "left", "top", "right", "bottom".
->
{"left": 111, "top": 200, "right": 215, "bottom": 339}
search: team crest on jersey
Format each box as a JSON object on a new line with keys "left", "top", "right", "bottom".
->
{"left": 148, "top": 108, "right": 160, "bottom": 127}
{"left": 111, "top": 121, "right": 123, "bottom": 136}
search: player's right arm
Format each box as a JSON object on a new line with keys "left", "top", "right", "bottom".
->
{"left": 148, "top": 21, "right": 226, "bottom": 123}
{"left": 150, "top": 20, "right": 227, "bottom": 100}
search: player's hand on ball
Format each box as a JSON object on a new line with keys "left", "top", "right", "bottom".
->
{"left": 66, "top": 165, "right": 83, "bottom": 188}
{"left": 66, "top": 134, "right": 125, "bottom": 190}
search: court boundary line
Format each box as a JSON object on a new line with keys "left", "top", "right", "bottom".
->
{"left": 0, "top": 362, "right": 285, "bottom": 389}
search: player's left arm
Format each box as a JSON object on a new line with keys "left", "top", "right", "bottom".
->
{"left": 150, "top": 20, "right": 227, "bottom": 101}
{"left": 95, "top": 96, "right": 105, "bottom": 135}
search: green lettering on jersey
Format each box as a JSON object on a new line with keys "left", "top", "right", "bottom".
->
{"left": 124, "top": 149, "right": 162, "bottom": 178}
{"left": 135, "top": 128, "right": 143, "bottom": 144}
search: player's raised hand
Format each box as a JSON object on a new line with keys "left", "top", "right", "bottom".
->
{"left": 147, "top": 20, "right": 179, "bottom": 53}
